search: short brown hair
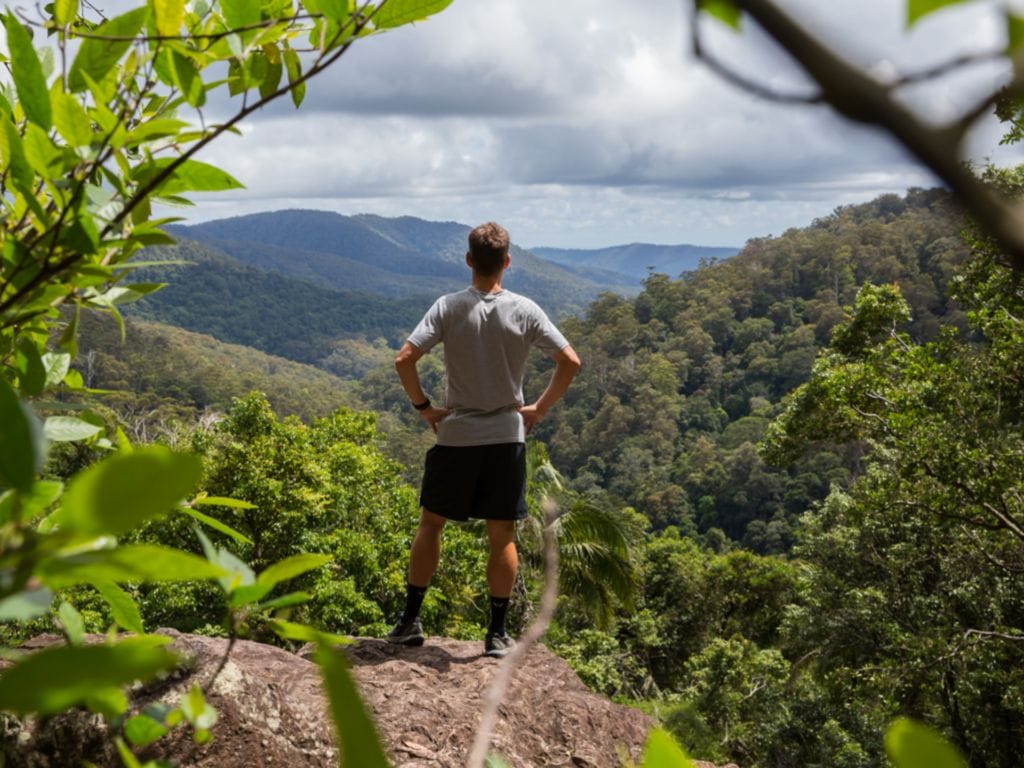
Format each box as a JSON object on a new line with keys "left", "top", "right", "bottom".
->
{"left": 467, "top": 222, "right": 510, "bottom": 276}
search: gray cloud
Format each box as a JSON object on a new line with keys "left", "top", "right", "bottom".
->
{"left": 188, "top": 0, "right": 1019, "bottom": 249}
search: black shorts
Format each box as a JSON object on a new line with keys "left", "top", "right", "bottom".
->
{"left": 419, "top": 443, "right": 528, "bottom": 522}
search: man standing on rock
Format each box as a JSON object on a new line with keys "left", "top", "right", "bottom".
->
{"left": 387, "top": 222, "right": 581, "bottom": 657}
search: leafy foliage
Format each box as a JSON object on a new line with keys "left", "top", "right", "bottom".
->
{"left": 507, "top": 188, "right": 966, "bottom": 548}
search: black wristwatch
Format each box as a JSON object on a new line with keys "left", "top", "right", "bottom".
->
{"left": 412, "top": 399, "right": 431, "bottom": 411}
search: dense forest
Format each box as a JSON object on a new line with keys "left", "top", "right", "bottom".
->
{"left": 61, "top": 185, "right": 1024, "bottom": 767}
{"left": 360, "top": 187, "right": 968, "bottom": 550}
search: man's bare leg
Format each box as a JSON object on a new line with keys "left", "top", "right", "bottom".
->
{"left": 409, "top": 507, "right": 447, "bottom": 587}
{"left": 485, "top": 519, "right": 518, "bottom": 597}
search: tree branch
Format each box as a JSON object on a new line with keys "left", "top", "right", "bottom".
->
{"left": 701, "top": 0, "right": 1024, "bottom": 272}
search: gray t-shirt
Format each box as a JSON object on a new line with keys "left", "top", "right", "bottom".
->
{"left": 407, "top": 287, "right": 569, "bottom": 446}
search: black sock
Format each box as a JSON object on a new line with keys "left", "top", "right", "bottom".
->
{"left": 403, "top": 583, "right": 428, "bottom": 621}
{"left": 488, "top": 595, "right": 510, "bottom": 636}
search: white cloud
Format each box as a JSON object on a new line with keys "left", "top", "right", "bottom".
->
{"left": 184, "top": 0, "right": 1022, "bottom": 248}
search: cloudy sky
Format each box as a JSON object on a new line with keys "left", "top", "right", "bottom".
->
{"left": 188, "top": 0, "right": 1024, "bottom": 249}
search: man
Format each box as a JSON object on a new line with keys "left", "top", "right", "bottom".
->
{"left": 387, "top": 222, "right": 581, "bottom": 658}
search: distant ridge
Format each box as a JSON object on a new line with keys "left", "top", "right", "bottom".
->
{"left": 531, "top": 242, "right": 739, "bottom": 281}
{"left": 169, "top": 210, "right": 638, "bottom": 316}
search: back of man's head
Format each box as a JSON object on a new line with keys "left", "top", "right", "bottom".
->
{"left": 468, "top": 222, "right": 510, "bottom": 276}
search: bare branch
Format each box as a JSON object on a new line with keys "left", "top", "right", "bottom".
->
{"left": 690, "top": 2, "right": 822, "bottom": 105}
{"left": 982, "top": 500, "right": 1024, "bottom": 545}
{"left": 889, "top": 50, "right": 1005, "bottom": 89}
{"left": 701, "top": 0, "right": 1024, "bottom": 272}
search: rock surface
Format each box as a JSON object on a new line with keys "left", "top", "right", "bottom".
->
{"left": 3, "top": 631, "right": 680, "bottom": 768}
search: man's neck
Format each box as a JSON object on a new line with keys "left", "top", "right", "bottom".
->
{"left": 471, "top": 272, "right": 504, "bottom": 293}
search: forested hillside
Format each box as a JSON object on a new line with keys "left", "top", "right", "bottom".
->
{"left": 359, "top": 188, "right": 968, "bottom": 551}
{"left": 72, "top": 311, "right": 359, "bottom": 427}
{"left": 127, "top": 239, "right": 428, "bottom": 370}
{"left": 535, "top": 189, "right": 965, "bottom": 542}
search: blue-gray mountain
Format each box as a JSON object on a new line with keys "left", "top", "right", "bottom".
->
{"left": 531, "top": 243, "right": 738, "bottom": 281}
{"left": 169, "top": 210, "right": 639, "bottom": 313}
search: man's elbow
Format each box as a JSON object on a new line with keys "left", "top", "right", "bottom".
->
{"left": 561, "top": 346, "right": 581, "bottom": 373}
{"left": 395, "top": 344, "right": 418, "bottom": 370}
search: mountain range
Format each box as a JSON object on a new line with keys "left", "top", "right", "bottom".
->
{"left": 127, "top": 210, "right": 736, "bottom": 372}
{"left": 168, "top": 210, "right": 640, "bottom": 313}
{"left": 531, "top": 242, "right": 738, "bottom": 281}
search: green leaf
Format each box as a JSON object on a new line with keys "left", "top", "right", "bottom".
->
{"left": 16, "top": 337, "right": 47, "bottom": 397}
{"left": 0, "top": 480, "right": 62, "bottom": 524}
{"left": 195, "top": 527, "right": 255, "bottom": 592}
{"left": 125, "top": 118, "right": 190, "bottom": 147}
{"left": 193, "top": 495, "right": 256, "bottom": 510}
{"left": 283, "top": 47, "right": 305, "bottom": 107}
{"left": 257, "top": 591, "right": 311, "bottom": 610}
{"left": 177, "top": 504, "right": 254, "bottom": 545}
{"left": 0, "top": 118, "right": 34, "bottom": 191}
{"left": 228, "top": 582, "right": 273, "bottom": 606}
{"left": 317, "top": 0, "right": 349, "bottom": 24}
{"left": 0, "top": 641, "right": 178, "bottom": 716}
{"left": 373, "top": 0, "right": 453, "bottom": 29}
{"left": 316, "top": 643, "right": 391, "bottom": 768}
{"left": 38, "top": 544, "right": 228, "bottom": 589}
{"left": 134, "top": 158, "right": 244, "bottom": 195}
{"left": 885, "top": 717, "right": 967, "bottom": 768}
{"left": 56, "top": 446, "right": 203, "bottom": 537}
{"left": 59, "top": 302, "right": 80, "bottom": 356}
{"left": 259, "top": 52, "right": 283, "bottom": 99}
{"left": 221, "top": 0, "right": 261, "bottom": 30}
{"left": 57, "top": 601, "right": 86, "bottom": 645}
{"left": 86, "top": 687, "right": 129, "bottom": 719}
{"left": 171, "top": 50, "right": 205, "bottom": 108}
{"left": 115, "top": 736, "right": 143, "bottom": 768}
{"left": 4, "top": 14, "right": 53, "bottom": 130}
{"left": 44, "top": 416, "right": 104, "bottom": 443}
{"left": 0, "top": 587, "right": 53, "bottom": 621}
{"left": 152, "top": 0, "right": 186, "bottom": 36}
{"left": 0, "top": 377, "right": 44, "bottom": 493}
{"left": 22, "top": 122, "right": 61, "bottom": 176}
{"left": 1008, "top": 12, "right": 1024, "bottom": 54}
{"left": 640, "top": 728, "right": 693, "bottom": 767}
{"left": 269, "top": 619, "right": 351, "bottom": 645}
{"left": 906, "top": 0, "right": 969, "bottom": 27}
{"left": 124, "top": 713, "right": 169, "bottom": 747}
{"left": 697, "top": 0, "right": 741, "bottom": 31}
{"left": 94, "top": 580, "right": 145, "bottom": 634}
{"left": 180, "top": 683, "right": 218, "bottom": 730}
{"left": 257, "top": 553, "right": 331, "bottom": 588}
{"left": 42, "top": 352, "right": 71, "bottom": 389}
{"left": 55, "top": 0, "right": 79, "bottom": 26}
{"left": 69, "top": 7, "right": 150, "bottom": 92}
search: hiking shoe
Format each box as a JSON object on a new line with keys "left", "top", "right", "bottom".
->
{"left": 386, "top": 616, "right": 424, "bottom": 646}
{"left": 484, "top": 633, "right": 515, "bottom": 658}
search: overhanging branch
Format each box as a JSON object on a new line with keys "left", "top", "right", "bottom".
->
{"left": 694, "top": 0, "right": 1024, "bottom": 273}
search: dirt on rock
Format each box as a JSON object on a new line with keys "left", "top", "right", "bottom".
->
{"left": 341, "top": 636, "right": 653, "bottom": 767}
{"left": 2, "top": 631, "right": 734, "bottom": 768}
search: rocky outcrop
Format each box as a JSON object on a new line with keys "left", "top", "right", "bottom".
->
{"left": 3, "top": 631, "right": 661, "bottom": 767}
